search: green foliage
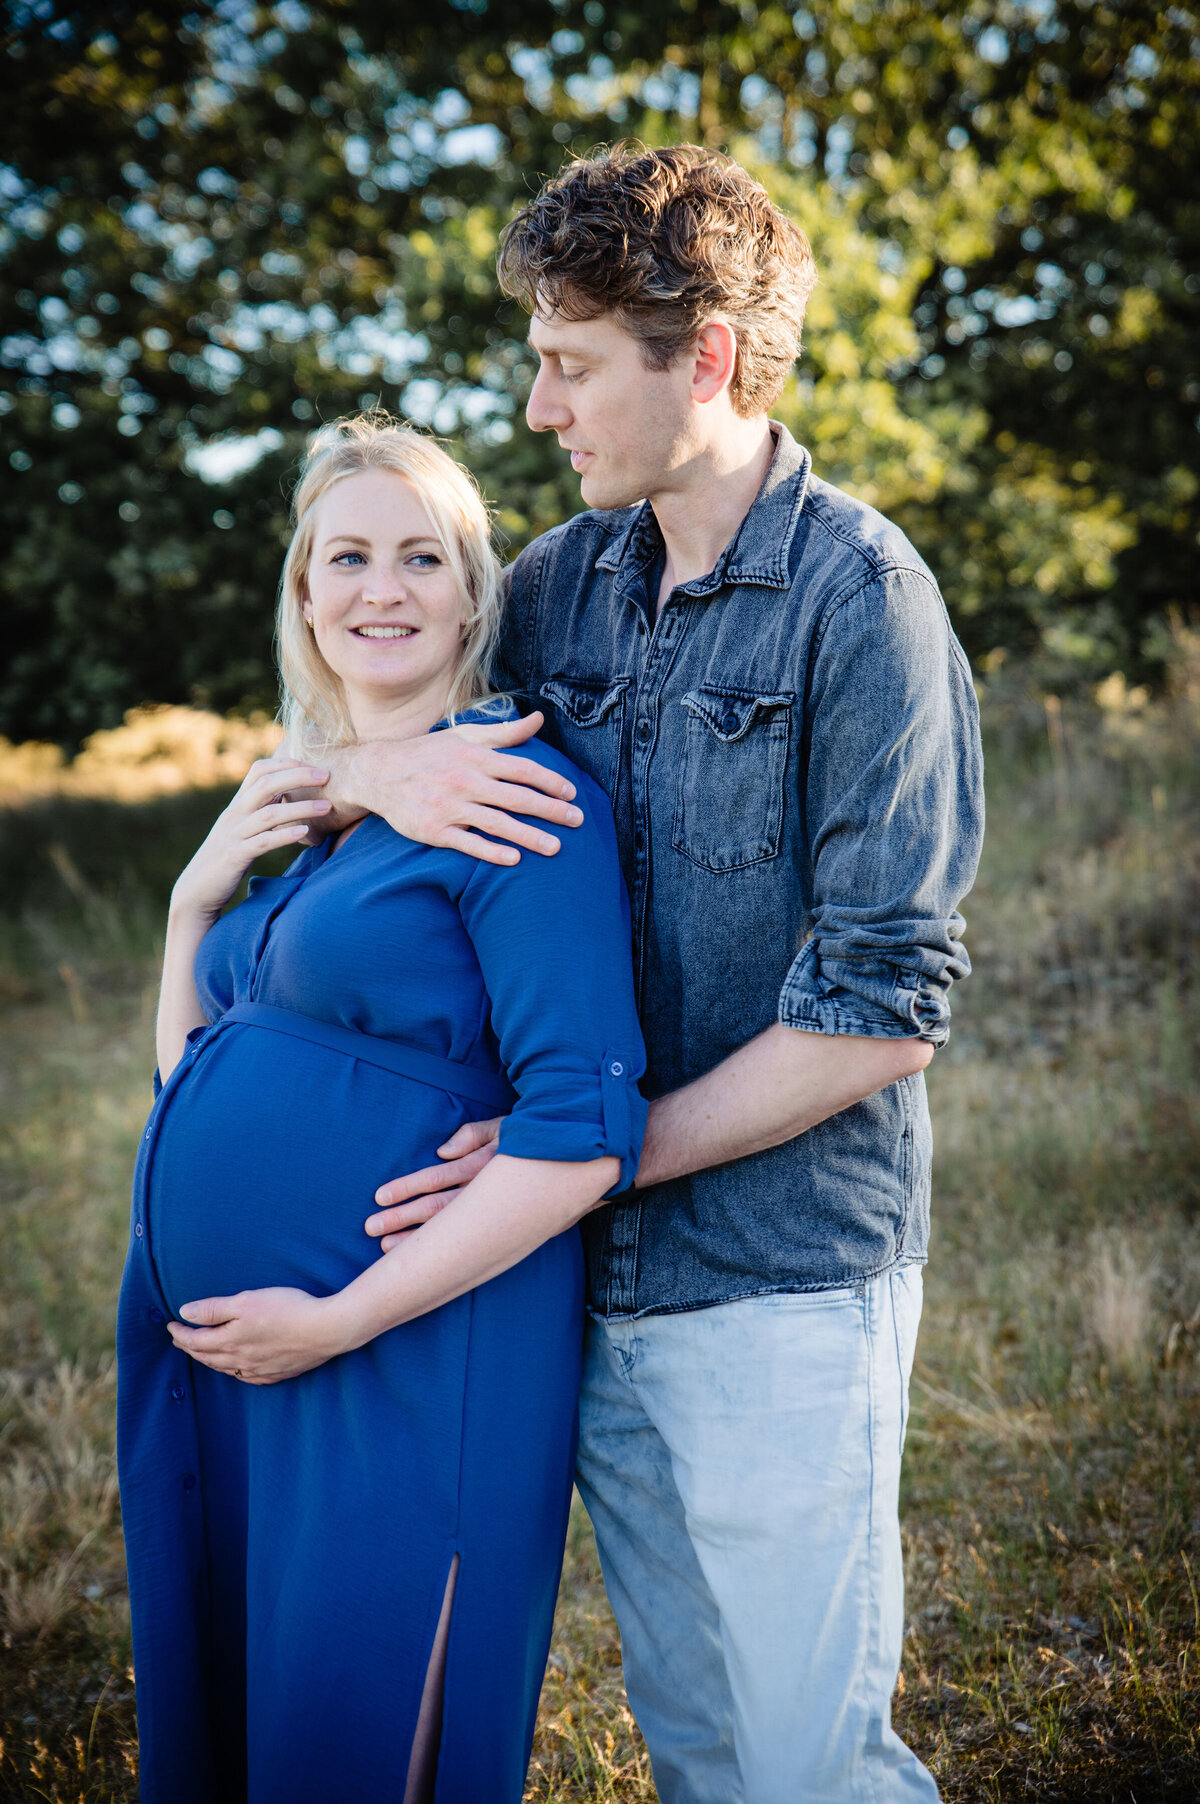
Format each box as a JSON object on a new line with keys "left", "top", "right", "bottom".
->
{"left": 2, "top": 2, "right": 1197, "bottom": 741}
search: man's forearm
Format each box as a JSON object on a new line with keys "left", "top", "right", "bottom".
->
{"left": 633, "top": 1021, "right": 933, "bottom": 1191}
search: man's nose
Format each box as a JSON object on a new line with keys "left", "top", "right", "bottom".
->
{"left": 526, "top": 366, "right": 569, "bottom": 435}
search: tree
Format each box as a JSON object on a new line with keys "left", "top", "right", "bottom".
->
{"left": 2, "top": 1, "right": 1196, "bottom": 744}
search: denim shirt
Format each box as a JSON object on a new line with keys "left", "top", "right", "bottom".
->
{"left": 501, "top": 422, "right": 984, "bottom": 1319}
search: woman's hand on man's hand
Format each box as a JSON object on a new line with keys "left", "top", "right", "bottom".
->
{"left": 346, "top": 711, "right": 584, "bottom": 867}
{"left": 170, "top": 755, "right": 333, "bottom": 922}
{"left": 367, "top": 1118, "right": 503, "bottom": 1251}
{"left": 167, "top": 1286, "right": 351, "bottom": 1383}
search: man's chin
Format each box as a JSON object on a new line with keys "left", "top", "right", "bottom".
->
{"left": 578, "top": 470, "right": 642, "bottom": 512}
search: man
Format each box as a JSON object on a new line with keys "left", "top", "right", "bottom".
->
{"left": 330, "top": 144, "right": 983, "bottom": 1801}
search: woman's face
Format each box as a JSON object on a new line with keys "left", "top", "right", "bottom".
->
{"left": 303, "top": 468, "right": 466, "bottom": 729}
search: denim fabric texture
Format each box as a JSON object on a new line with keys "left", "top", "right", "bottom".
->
{"left": 501, "top": 423, "right": 985, "bottom": 1319}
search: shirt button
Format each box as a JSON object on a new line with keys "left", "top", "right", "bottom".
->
{"left": 148, "top": 1307, "right": 164, "bottom": 1323}
{"left": 721, "top": 711, "right": 740, "bottom": 734}
{"left": 609, "top": 1060, "right": 624, "bottom": 1077}
{"left": 170, "top": 1385, "right": 186, "bottom": 1402}
{"left": 134, "top": 1223, "right": 143, "bottom": 1238}
{"left": 637, "top": 719, "right": 651, "bottom": 742}
{"left": 635, "top": 829, "right": 646, "bottom": 851}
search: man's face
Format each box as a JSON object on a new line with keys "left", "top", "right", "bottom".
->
{"left": 525, "top": 307, "right": 695, "bottom": 511}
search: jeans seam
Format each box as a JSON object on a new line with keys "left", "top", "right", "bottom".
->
{"left": 862, "top": 1279, "right": 885, "bottom": 1804}
{"left": 891, "top": 1271, "right": 908, "bottom": 1458}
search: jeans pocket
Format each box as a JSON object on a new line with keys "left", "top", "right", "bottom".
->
{"left": 539, "top": 673, "right": 631, "bottom": 796}
{"left": 672, "top": 686, "right": 794, "bottom": 872}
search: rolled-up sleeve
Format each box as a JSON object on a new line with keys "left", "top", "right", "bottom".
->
{"left": 778, "top": 569, "right": 984, "bottom": 1048}
{"left": 457, "top": 750, "right": 648, "bottom": 1192}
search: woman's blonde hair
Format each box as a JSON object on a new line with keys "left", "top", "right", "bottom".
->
{"left": 276, "top": 413, "right": 505, "bottom": 754}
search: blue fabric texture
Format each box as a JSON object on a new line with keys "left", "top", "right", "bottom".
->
{"left": 501, "top": 422, "right": 985, "bottom": 1318}
{"left": 117, "top": 715, "right": 646, "bottom": 1803}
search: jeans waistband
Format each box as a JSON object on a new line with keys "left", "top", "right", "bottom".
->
{"left": 218, "top": 1001, "right": 516, "bottom": 1112}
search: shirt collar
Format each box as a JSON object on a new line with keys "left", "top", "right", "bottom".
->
{"left": 594, "top": 420, "right": 812, "bottom": 599}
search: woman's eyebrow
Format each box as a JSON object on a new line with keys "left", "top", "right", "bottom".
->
{"left": 323, "top": 533, "right": 443, "bottom": 549}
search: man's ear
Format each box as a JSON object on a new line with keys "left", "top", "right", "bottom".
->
{"left": 691, "top": 319, "right": 738, "bottom": 405}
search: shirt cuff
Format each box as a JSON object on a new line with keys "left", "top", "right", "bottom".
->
{"left": 778, "top": 941, "right": 953, "bottom": 1047}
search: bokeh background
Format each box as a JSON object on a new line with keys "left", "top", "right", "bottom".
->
{"left": 1, "top": 4, "right": 1198, "bottom": 1801}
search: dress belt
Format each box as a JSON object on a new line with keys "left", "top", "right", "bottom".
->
{"left": 218, "top": 1001, "right": 516, "bottom": 1112}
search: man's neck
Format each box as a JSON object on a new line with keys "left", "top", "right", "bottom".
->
{"left": 651, "top": 417, "right": 775, "bottom": 611}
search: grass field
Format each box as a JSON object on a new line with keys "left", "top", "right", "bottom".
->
{"left": 1, "top": 659, "right": 1197, "bottom": 1802}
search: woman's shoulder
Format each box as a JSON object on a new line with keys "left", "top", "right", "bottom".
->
{"left": 514, "top": 730, "right": 611, "bottom": 817}
{"left": 440, "top": 698, "right": 613, "bottom": 828}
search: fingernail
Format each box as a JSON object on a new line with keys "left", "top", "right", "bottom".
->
{"left": 566, "top": 807, "right": 583, "bottom": 825}
{"left": 540, "top": 836, "right": 560, "bottom": 854}
{"left": 560, "top": 782, "right": 576, "bottom": 799}
{"left": 312, "top": 801, "right": 331, "bottom": 811}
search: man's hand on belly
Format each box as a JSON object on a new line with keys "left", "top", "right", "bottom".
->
{"left": 167, "top": 1287, "right": 352, "bottom": 1383}
{"left": 366, "top": 1118, "right": 504, "bottom": 1252}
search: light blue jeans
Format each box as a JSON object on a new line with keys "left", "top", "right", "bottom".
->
{"left": 575, "top": 1269, "right": 939, "bottom": 1804}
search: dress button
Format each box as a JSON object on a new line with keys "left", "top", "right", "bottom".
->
{"left": 148, "top": 1307, "right": 164, "bottom": 1323}
{"left": 182, "top": 1472, "right": 197, "bottom": 1491}
{"left": 609, "top": 1060, "right": 624, "bottom": 1077}
{"left": 721, "top": 711, "right": 740, "bottom": 734}
{"left": 170, "top": 1385, "right": 186, "bottom": 1402}
{"left": 134, "top": 1222, "right": 143, "bottom": 1238}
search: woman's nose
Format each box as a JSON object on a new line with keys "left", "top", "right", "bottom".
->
{"left": 361, "top": 570, "right": 407, "bottom": 605}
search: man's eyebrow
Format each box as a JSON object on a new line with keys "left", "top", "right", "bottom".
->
{"left": 527, "top": 337, "right": 596, "bottom": 360}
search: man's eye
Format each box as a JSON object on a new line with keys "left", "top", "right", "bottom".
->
{"left": 561, "top": 368, "right": 585, "bottom": 384}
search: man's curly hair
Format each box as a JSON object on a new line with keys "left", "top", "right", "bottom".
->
{"left": 497, "top": 142, "right": 818, "bottom": 419}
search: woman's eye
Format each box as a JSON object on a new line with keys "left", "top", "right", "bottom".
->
{"left": 409, "top": 553, "right": 441, "bottom": 568}
{"left": 333, "top": 551, "right": 366, "bottom": 566}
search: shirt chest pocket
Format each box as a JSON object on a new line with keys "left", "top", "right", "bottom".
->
{"left": 672, "top": 686, "right": 795, "bottom": 873}
{"left": 538, "top": 673, "right": 630, "bottom": 797}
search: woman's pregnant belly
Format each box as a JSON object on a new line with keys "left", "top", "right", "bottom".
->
{"left": 145, "top": 1023, "right": 476, "bottom": 1319}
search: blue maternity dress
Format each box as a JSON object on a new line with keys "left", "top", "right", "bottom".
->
{"left": 116, "top": 719, "right": 647, "bottom": 1804}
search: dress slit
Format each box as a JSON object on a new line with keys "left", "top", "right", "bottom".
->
{"left": 404, "top": 1552, "right": 460, "bottom": 1804}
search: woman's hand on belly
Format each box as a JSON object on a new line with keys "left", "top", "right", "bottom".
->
{"left": 167, "top": 1286, "right": 352, "bottom": 1384}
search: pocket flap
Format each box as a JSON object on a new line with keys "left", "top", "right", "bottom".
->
{"left": 680, "top": 686, "right": 794, "bottom": 743}
{"left": 540, "top": 673, "right": 631, "bottom": 728}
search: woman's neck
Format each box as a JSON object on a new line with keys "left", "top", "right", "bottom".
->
{"left": 346, "top": 683, "right": 453, "bottom": 745}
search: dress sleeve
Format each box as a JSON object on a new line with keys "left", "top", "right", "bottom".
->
{"left": 456, "top": 748, "right": 647, "bottom": 1194}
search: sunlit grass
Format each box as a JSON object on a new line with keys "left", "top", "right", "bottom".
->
{"left": 1, "top": 661, "right": 1197, "bottom": 1800}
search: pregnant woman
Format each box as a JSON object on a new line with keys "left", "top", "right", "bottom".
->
{"left": 116, "top": 416, "right": 646, "bottom": 1804}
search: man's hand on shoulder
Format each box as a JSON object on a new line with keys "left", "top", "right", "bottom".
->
{"left": 331, "top": 710, "right": 584, "bottom": 865}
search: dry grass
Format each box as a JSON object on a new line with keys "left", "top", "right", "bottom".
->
{"left": 1, "top": 657, "right": 1198, "bottom": 1801}
{"left": 0, "top": 706, "right": 280, "bottom": 807}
